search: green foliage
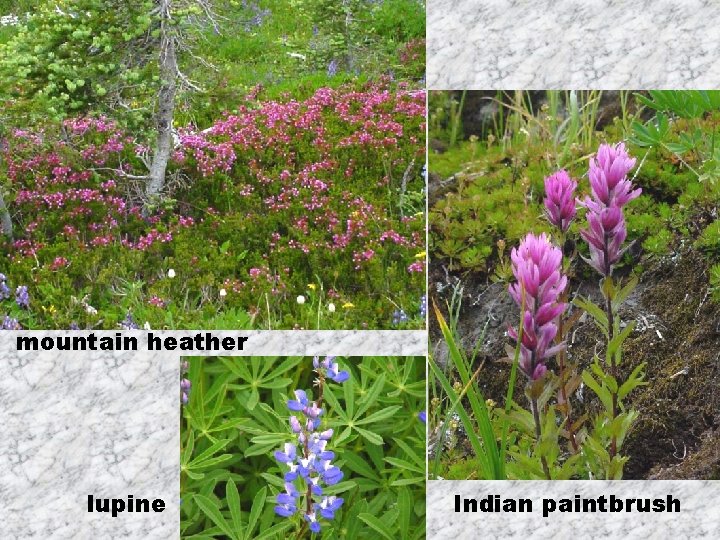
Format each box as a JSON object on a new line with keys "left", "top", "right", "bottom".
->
{"left": 630, "top": 97, "right": 720, "bottom": 190}
{"left": 370, "top": 0, "right": 425, "bottom": 43}
{"left": 629, "top": 112, "right": 671, "bottom": 148}
{"left": 429, "top": 148, "right": 553, "bottom": 272}
{"left": 696, "top": 221, "right": 720, "bottom": 258}
{"left": 0, "top": 0, "right": 425, "bottom": 133}
{"left": 0, "top": 0, "right": 155, "bottom": 124}
{"left": 429, "top": 304, "right": 506, "bottom": 479}
{"left": 181, "top": 356, "right": 425, "bottom": 539}
{"left": 572, "top": 277, "right": 647, "bottom": 479}
{"left": 287, "top": 0, "right": 424, "bottom": 79}
{"left": 429, "top": 283, "right": 527, "bottom": 480}
{"left": 643, "top": 228, "right": 673, "bottom": 257}
{"left": 0, "top": 0, "right": 37, "bottom": 11}
{"left": 431, "top": 91, "right": 720, "bottom": 276}
{"left": 635, "top": 90, "right": 720, "bottom": 119}
{"left": 710, "top": 263, "right": 720, "bottom": 303}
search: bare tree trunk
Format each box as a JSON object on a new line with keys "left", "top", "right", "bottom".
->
{"left": 0, "top": 190, "right": 12, "bottom": 240}
{"left": 145, "top": 0, "right": 177, "bottom": 208}
{"left": 343, "top": 0, "right": 354, "bottom": 72}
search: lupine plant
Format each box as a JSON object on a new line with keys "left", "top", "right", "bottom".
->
{"left": 0, "top": 272, "right": 30, "bottom": 329}
{"left": 180, "top": 360, "right": 191, "bottom": 406}
{"left": 273, "top": 357, "right": 349, "bottom": 535}
{"left": 181, "top": 356, "right": 425, "bottom": 539}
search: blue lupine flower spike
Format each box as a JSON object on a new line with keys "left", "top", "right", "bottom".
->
{"left": 273, "top": 356, "right": 349, "bottom": 534}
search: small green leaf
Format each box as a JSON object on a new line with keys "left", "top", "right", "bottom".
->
{"left": 355, "top": 374, "right": 386, "bottom": 418}
{"left": 189, "top": 454, "right": 234, "bottom": 470}
{"left": 244, "top": 442, "right": 278, "bottom": 457}
{"left": 358, "top": 513, "right": 396, "bottom": 540}
{"left": 397, "top": 487, "right": 412, "bottom": 540}
{"left": 246, "top": 387, "right": 259, "bottom": 410}
{"left": 355, "top": 405, "right": 401, "bottom": 426}
{"left": 333, "top": 425, "right": 353, "bottom": 446}
{"left": 250, "top": 433, "right": 288, "bottom": 445}
{"left": 194, "top": 494, "right": 235, "bottom": 539}
{"left": 618, "top": 362, "right": 648, "bottom": 401}
{"left": 606, "top": 321, "right": 636, "bottom": 366}
{"left": 342, "top": 452, "right": 381, "bottom": 480}
{"left": 254, "top": 521, "right": 294, "bottom": 540}
{"left": 189, "top": 439, "right": 231, "bottom": 467}
{"left": 591, "top": 361, "right": 617, "bottom": 393}
{"left": 601, "top": 276, "right": 616, "bottom": 299}
{"left": 245, "top": 486, "right": 266, "bottom": 540}
{"left": 355, "top": 426, "right": 383, "bottom": 445}
{"left": 582, "top": 370, "right": 613, "bottom": 412}
{"left": 384, "top": 456, "right": 423, "bottom": 474}
{"left": 614, "top": 276, "right": 638, "bottom": 305}
{"left": 181, "top": 430, "right": 195, "bottom": 466}
{"left": 226, "top": 479, "right": 243, "bottom": 534}
{"left": 573, "top": 297, "right": 608, "bottom": 334}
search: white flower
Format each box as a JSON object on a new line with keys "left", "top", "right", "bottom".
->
{"left": 327, "top": 303, "right": 336, "bottom": 313}
{"left": 296, "top": 295, "right": 305, "bottom": 305}
{"left": 167, "top": 268, "right": 176, "bottom": 279}
{"left": 143, "top": 322, "right": 151, "bottom": 330}
{"left": 84, "top": 304, "right": 97, "bottom": 315}
{"left": 219, "top": 288, "right": 227, "bottom": 297}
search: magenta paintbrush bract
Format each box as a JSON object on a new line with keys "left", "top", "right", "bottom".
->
{"left": 579, "top": 142, "right": 642, "bottom": 277}
{"left": 543, "top": 170, "right": 577, "bottom": 232}
{"left": 508, "top": 232, "right": 568, "bottom": 380}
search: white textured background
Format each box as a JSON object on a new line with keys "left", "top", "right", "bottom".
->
{"left": 427, "top": 0, "right": 720, "bottom": 89}
{"left": 428, "top": 481, "right": 720, "bottom": 539}
{"left": 0, "top": 337, "right": 178, "bottom": 539}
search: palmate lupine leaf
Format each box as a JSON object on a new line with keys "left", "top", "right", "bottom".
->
{"left": 193, "top": 494, "right": 238, "bottom": 540}
{"left": 226, "top": 479, "right": 242, "bottom": 533}
{"left": 358, "top": 513, "right": 396, "bottom": 540}
{"left": 635, "top": 90, "right": 720, "bottom": 119}
{"left": 244, "top": 486, "right": 267, "bottom": 540}
{"left": 325, "top": 374, "right": 401, "bottom": 446}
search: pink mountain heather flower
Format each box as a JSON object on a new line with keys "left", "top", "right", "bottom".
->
{"left": 543, "top": 170, "right": 577, "bottom": 232}
{"left": 508, "top": 233, "right": 567, "bottom": 380}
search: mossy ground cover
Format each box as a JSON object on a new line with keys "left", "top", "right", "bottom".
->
{"left": 429, "top": 91, "right": 720, "bottom": 479}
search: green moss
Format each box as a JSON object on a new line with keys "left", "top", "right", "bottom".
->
{"left": 696, "top": 221, "right": 720, "bottom": 259}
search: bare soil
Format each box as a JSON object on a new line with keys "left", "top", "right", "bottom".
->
{"left": 430, "top": 248, "right": 720, "bottom": 479}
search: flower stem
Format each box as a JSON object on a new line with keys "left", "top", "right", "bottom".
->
{"left": 295, "top": 521, "right": 308, "bottom": 539}
{"left": 531, "top": 397, "right": 551, "bottom": 479}
{"left": 556, "top": 308, "right": 579, "bottom": 453}
{"left": 602, "top": 234, "right": 619, "bottom": 461}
